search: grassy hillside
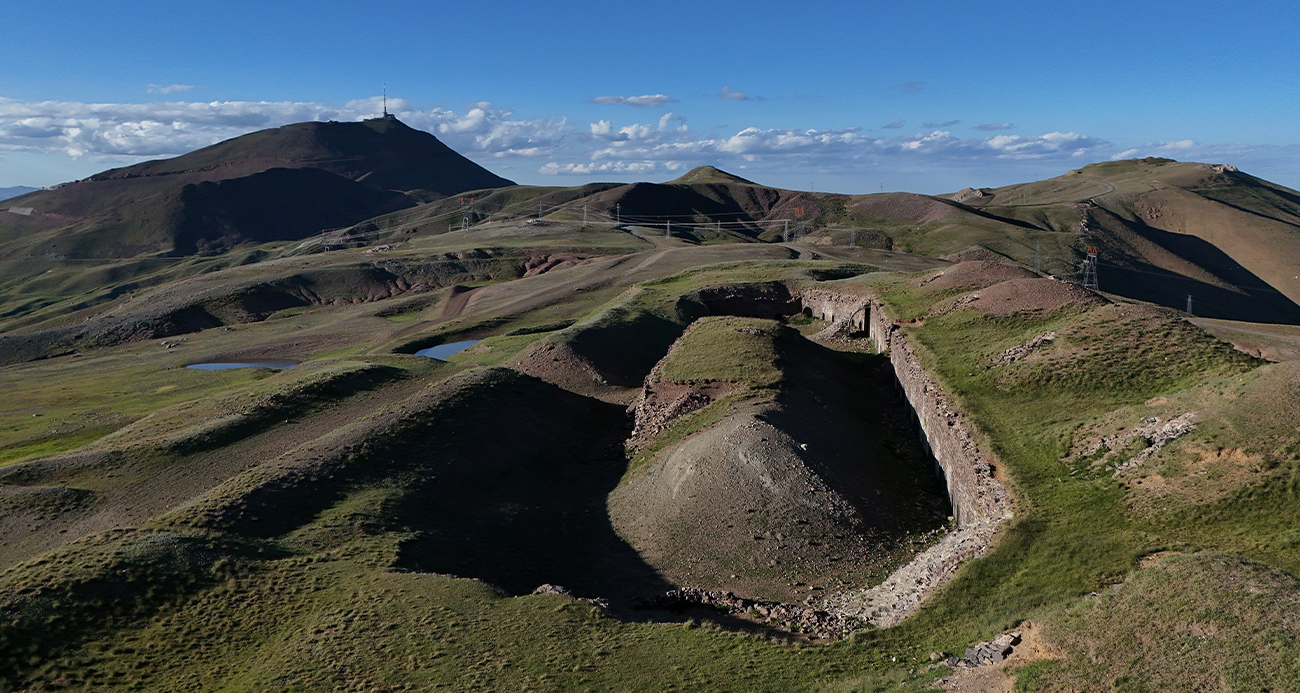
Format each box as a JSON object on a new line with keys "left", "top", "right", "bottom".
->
{"left": 3, "top": 143, "right": 1300, "bottom": 690}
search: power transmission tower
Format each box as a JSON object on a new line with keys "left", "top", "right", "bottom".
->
{"left": 850, "top": 228, "right": 856, "bottom": 247}
{"left": 537, "top": 201, "right": 543, "bottom": 219}
{"left": 783, "top": 220, "right": 790, "bottom": 242}
{"left": 1082, "top": 246, "right": 1099, "bottom": 291}
{"left": 665, "top": 219, "right": 671, "bottom": 238}
{"left": 616, "top": 204, "right": 621, "bottom": 225}
{"left": 1186, "top": 294, "right": 1194, "bottom": 315}
{"left": 1034, "top": 242, "right": 1041, "bottom": 273}
{"left": 583, "top": 204, "right": 587, "bottom": 227}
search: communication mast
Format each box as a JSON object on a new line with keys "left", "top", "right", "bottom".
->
{"left": 1082, "top": 246, "right": 1099, "bottom": 291}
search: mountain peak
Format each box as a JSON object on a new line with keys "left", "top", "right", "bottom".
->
{"left": 668, "top": 166, "right": 759, "bottom": 186}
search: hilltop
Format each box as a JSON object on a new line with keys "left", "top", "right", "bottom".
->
{"left": 0, "top": 117, "right": 513, "bottom": 258}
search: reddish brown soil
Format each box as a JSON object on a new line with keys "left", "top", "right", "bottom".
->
{"left": 966, "top": 278, "right": 1106, "bottom": 315}
{"left": 914, "top": 261, "right": 1036, "bottom": 291}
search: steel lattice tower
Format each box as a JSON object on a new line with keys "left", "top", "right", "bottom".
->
{"left": 1082, "top": 246, "right": 1099, "bottom": 291}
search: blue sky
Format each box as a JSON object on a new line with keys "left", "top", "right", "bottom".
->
{"left": 2, "top": 0, "right": 1298, "bottom": 193}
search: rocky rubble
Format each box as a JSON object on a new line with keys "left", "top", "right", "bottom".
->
{"left": 653, "top": 587, "right": 862, "bottom": 639}
{"left": 532, "top": 584, "right": 610, "bottom": 610}
{"left": 819, "top": 516, "right": 1002, "bottom": 627}
{"left": 991, "top": 331, "right": 1056, "bottom": 367}
{"left": 946, "top": 631, "right": 1022, "bottom": 668}
{"left": 1078, "top": 413, "right": 1198, "bottom": 476}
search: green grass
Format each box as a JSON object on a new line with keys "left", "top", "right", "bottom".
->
{"left": 1023, "top": 553, "right": 1300, "bottom": 691}
{"left": 658, "top": 316, "right": 785, "bottom": 387}
{"left": 844, "top": 273, "right": 1286, "bottom": 675}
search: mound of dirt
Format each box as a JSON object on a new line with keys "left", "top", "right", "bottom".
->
{"left": 913, "top": 261, "right": 1037, "bottom": 291}
{"left": 966, "top": 278, "right": 1106, "bottom": 315}
{"left": 609, "top": 410, "right": 883, "bottom": 604}
{"left": 610, "top": 323, "right": 949, "bottom": 604}
{"left": 940, "top": 246, "right": 1016, "bottom": 264}
{"left": 507, "top": 306, "right": 684, "bottom": 403}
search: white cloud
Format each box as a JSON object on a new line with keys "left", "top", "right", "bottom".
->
{"left": 588, "top": 94, "right": 677, "bottom": 107}
{"left": 719, "top": 86, "right": 748, "bottom": 101}
{"left": 147, "top": 84, "right": 195, "bottom": 94}
{"left": 922, "top": 120, "right": 960, "bottom": 128}
{"left": 974, "top": 122, "right": 1015, "bottom": 131}
{"left": 18, "top": 95, "right": 1291, "bottom": 192}
{"left": 539, "top": 160, "right": 658, "bottom": 175}
{"left": 0, "top": 96, "right": 568, "bottom": 163}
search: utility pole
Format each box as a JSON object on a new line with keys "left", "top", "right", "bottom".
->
{"left": 616, "top": 204, "right": 621, "bottom": 225}
{"left": 1034, "top": 242, "right": 1041, "bottom": 273}
{"left": 1187, "top": 294, "right": 1194, "bottom": 315}
{"left": 665, "top": 219, "right": 671, "bottom": 238}
{"left": 583, "top": 204, "right": 587, "bottom": 227}
{"left": 850, "top": 228, "right": 856, "bottom": 247}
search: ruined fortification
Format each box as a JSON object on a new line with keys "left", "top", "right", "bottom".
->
{"left": 796, "top": 286, "right": 1013, "bottom": 626}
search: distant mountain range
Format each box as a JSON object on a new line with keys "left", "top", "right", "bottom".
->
{"left": 0, "top": 186, "right": 38, "bottom": 202}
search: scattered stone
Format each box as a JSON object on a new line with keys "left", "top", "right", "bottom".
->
{"left": 653, "top": 588, "right": 861, "bottom": 640}
{"left": 991, "top": 331, "right": 1056, "bottom": 367}
{"left": 1076, "top": 412, "right": 1198, "bottom": 476}
{"left": 947, "top": 631, "right": 1022, "bottom": 668}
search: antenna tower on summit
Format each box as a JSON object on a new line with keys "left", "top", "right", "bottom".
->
{"left": 1082, "top": 246, "right": 1099, "bottom": 292}
{"left": 380, "top": 84, "right": 397, "bottom": 120}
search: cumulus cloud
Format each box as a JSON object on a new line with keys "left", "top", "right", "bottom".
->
{"left": 538, "top": 160, "right": 661, "bottom": 175}
{"left": 540, "top": 124, "right": 1112, "bottom": 177}
{"left": 147, "top": 84, "right": 194, "bottom": 94}
{"left": 11, "top": 95, "right": 1231, "bottom": 189}
{"left": 719, "top": 86, "right": 748, "bottom": 101}
{"left": 588, "top": 94, "right": 677, "bottom": 107}
{"left": 881, "top": 119, "right": 905, "bottom": 129}
{"left": 922, "top": 120, "right": 960, "bottom": 128}
{"left": 0, "top": 96, "right": 569, "bottom": 162}
{"left": 974, "top": 122, "right": 1015, "bottom": 131}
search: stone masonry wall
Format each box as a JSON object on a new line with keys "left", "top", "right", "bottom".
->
{"left": 798, "top": 286, "right": 1012, "bottom": 626}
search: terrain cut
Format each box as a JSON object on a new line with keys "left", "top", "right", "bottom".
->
{"left": 611, "top": 315, "right": 949, "bottom": 604}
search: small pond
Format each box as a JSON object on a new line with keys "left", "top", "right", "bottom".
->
{"left": 186, "top": 360, "right": 300, "bottom": 371}
{"left": 415, "top": 340, "right": 482, "bottom": 360}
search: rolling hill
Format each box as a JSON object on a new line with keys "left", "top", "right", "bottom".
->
{"left": 0, "top": 117, "right": 514, "bottom": 259}
{"left": 3, "top": 124, "right": 1300, "bottom": 690}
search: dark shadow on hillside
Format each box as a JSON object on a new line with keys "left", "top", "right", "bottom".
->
{"left": 389, "top": 373, "right": 674, "bottom": 613}
{"left": 764, "top": 331, "right": 951, "bottom": 532}
{"left": 1099, "top": 217, "right": 1300, "bottom": 325}
{"left": 1100, "top": 261, "right": 1300, "bottom": 325}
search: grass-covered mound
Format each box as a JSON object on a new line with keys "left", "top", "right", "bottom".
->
{"left": 611, "top": 314, "right": 948, "bottom": 605}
